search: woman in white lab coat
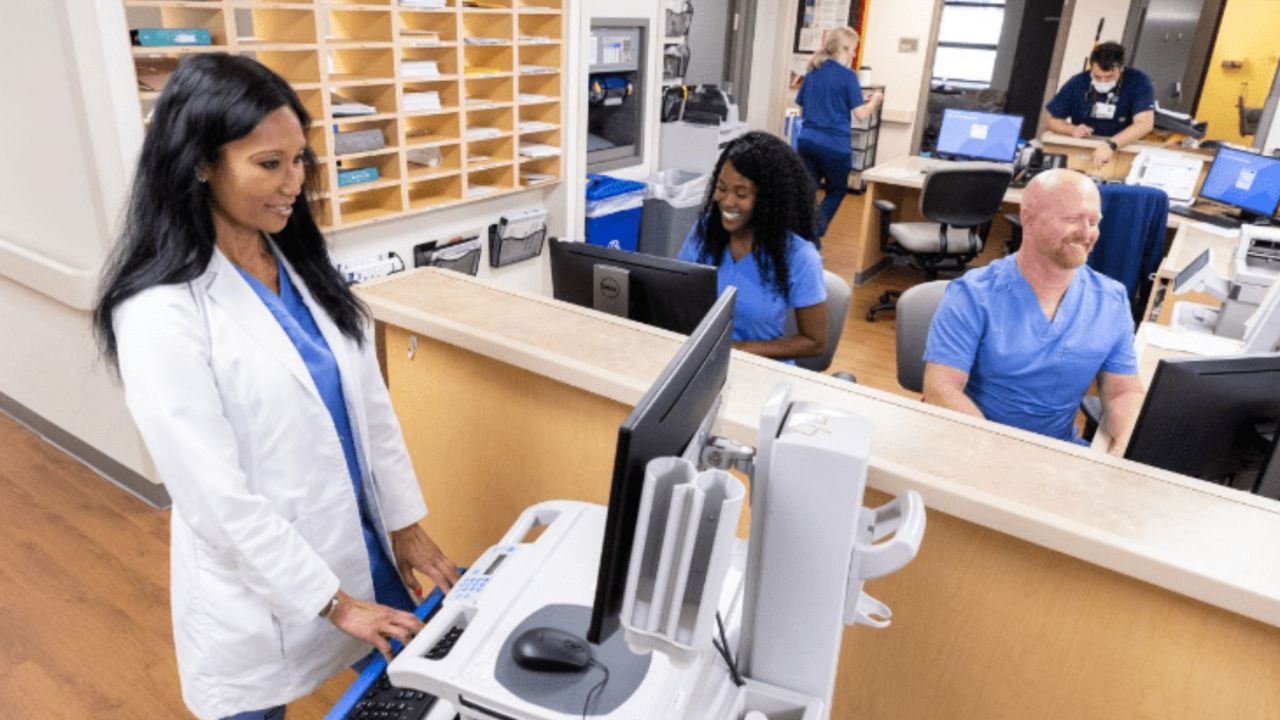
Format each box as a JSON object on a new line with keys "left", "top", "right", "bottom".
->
{"left": 93, "top": 54, "right": 459, "bottom": 720}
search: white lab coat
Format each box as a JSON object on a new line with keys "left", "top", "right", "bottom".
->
{"left": 114, "top": 246, "right": 428, "bottom": 719}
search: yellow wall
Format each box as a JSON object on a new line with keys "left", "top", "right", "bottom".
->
{"left": 1196, "top": 0, "right": 1280, "bottom": 144}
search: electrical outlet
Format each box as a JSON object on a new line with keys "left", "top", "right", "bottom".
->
{"left": 335, "top": 252, "right": 405, "bottom": 285}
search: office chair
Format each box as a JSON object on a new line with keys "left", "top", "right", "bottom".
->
{"left": 865, "top": 162, "right": 1012, "bottom": 321}
{"left": 785, "top": 270, "right": 854, "bottom": 376}
{"left": 894, "top": 280, "right": 950, "bottom": 393}
{"left": 1239, "top": 94, "right": 1263, "bottom": 137}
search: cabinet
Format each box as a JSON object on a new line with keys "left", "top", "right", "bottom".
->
{"left": 122, "top": 0, "right": 565, "bottom": 231}
{"left": 848, "top": 83, "right": 882, "bottom": 193}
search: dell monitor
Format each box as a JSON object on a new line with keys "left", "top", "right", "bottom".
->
{"left": 935, "top": 109, "right": 1024, "bottom": 163}
{"left": 1197, "top": 147, "right": 1280, "bottom": 224}
{"left": 587, "top": 288, "right": 735, "bottom": 644}
{"left": 549, "top": 238, "right": 718, "bottom": 335}
{"left": 1125, "top": 353, "right": 1280, "bottom": 501}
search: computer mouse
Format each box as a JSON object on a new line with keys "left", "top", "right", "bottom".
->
{"left": 511, "top": 626, "right": 593, "bottom": 673}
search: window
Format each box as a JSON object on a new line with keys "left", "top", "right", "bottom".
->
{"left": 931, "top": 0, "right": 1006, "bottom": 88}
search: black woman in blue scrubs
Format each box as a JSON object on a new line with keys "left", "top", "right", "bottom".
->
{"left": 1045, "top": 42, "right": 1156, "bottom": 170}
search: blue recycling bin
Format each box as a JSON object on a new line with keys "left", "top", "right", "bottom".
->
{"left": 585, "top": 174, "right": 646, "bottom": 252}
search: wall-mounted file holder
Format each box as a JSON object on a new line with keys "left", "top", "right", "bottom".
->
{"left": 621, "top": 456, "right": 744, "bottom": 666}
{"left": 488, "top": 209, "right": 548, "bottom": 268}
{"left": 413, "top": 235, "right": 482, "bottom": 276}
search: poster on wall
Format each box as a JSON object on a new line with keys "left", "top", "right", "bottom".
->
{"left": 793, "top": 0, "right": 867, "bottom": 55}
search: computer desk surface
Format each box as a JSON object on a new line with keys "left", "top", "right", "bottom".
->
{"left": 356, "top": 268, "right": 1280, "bottom": 720}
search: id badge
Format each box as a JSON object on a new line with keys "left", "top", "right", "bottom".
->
{"left": 1092, "top": 102, "right": 1117, "bottom": 120}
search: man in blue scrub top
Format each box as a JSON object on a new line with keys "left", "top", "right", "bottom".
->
{"left": 922, "top": 169, "right": 1145, "bottom": 454}
{"left": 1045, "top": 42, "right": 1156, "bottom": 170}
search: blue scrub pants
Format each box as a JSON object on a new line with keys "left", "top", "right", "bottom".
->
{"left": 797, "top": 136, "right": 852, "bottom": 240}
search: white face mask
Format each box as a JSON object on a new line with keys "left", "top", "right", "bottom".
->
{"left": 1093, "top": 80, "right": 1117, "bottom": 94}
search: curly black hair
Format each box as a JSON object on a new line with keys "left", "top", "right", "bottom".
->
{"left": 693, "top": 131, "right": 817, "bottom": 300}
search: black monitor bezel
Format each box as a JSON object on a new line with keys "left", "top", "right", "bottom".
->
{"left": 1197, "top": 146, "right": 1280, "bottom": 220}
{"left": 585, "top": 289, "right": 736, "bottom": 645}
{"left": 548, "top": 238, "right": 719, "bottom": 336}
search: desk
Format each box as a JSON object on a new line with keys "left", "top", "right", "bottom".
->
{"left": 357, "top": 268, "right": 1280, "bottom": 720}
{"left": 848, "top": 140, "right": 1214, "bottom": 284}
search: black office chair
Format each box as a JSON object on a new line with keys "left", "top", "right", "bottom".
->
{"left": 866, "top": 163, "right": 1012, "bottom": 321}
{"left": 895, "top": 280, "right": 950, "bottom": 393}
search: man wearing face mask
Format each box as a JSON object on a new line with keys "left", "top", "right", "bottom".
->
{"left": 1044, "top": 42, "right": 1156, "bottom": 170}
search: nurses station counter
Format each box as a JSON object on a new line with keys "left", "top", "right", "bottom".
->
{"left": 355, "top": 268, "right": 1280, "bottom": 720}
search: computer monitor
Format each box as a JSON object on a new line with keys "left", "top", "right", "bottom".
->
{"left": 549, "top": 238, "right": 719, "bottom": 335}
{"left": 935, "top": 109, "right": 1024, "bottom": 163}
{"left": 1125, "top": 353, "right": 1280, "bottom": 501}
{"left": 1197, "top": 147, "right": 1280, "bottom": 223}
{"left": 586, "top": 288, "right": 735, "bottom": 644}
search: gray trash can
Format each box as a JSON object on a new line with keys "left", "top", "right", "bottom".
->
{"left": 639, "top": 169, "right": 709, "bottom": 258}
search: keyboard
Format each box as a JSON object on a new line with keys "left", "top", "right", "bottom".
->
{"left": 1170, "top": 205, "right": 1241, "bottom": 229}
{"left": 347, "top": 675, "right": 438, "bottom": 720}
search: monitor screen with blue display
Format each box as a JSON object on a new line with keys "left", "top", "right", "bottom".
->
{"left": 935, "top": 109, "right": 1024, "bottom": 163}
{"left": 1198, "top": 147, "right": 1280, "bottom": 220}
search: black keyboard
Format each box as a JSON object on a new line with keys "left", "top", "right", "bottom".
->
{"left": 349, "top": 675, "right": 437, "bottom": 720}
{"left": 1170, "top": 205, "right": 1241, "bottom": 229}
{"left": 424, "top": 625, "right": 465, "bottom": 660}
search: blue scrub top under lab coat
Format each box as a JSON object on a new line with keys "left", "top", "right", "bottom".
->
{"left": 923, "top": 256, "right": 1138, "bottom": 444}
{"left": 236, "top": 257, "right": 413, "bottom": 612}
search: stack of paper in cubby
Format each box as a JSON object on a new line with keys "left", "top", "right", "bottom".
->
{"left": 518, "top": 143, "right": 560, "bottom": 159}
{"left": 400, "top": 0, "right": 445, "bottom": 7}
{"left": 517, "top": 93, "right": 555, "bottom": 104}
{"left": 403, "top": 91, "right": 442, "bottom": 112}
{"left": 465, "top": 126, "right": 502, "bottom": 141}
{"left": 517, "top": 120, "right": 557, "bottom": 133}
{"left": 406, "top": 146, "right": 443, "bottom": 168}
{"left": 519, "top": 65, "right": 557, "bottom": 74}
{"left": 401, "top": 60, "right": 441, "bottom": 79}
{"left": 331, "top": 93, "right": 377, "bottom": 117}
{"left": 464, "top": 36, "right": 507, "bottom": 46}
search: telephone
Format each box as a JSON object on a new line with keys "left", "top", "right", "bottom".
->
{"left": 1012, "top": 147, "right": 1067, "bottom": 188}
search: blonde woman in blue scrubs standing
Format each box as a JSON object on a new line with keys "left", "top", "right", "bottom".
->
{"left": 795, "top": 26, "right": 883, "bottom": 241}
{"left": 94, "top": 54, "right": 459, "bottom": 719}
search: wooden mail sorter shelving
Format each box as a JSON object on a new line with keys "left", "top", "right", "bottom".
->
{"left": 123, "top": 0, "right": 565, "bottom": 231}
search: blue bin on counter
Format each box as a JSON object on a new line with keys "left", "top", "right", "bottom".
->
{"left": 585, "top": 174, "right": 646, "bottom": 252}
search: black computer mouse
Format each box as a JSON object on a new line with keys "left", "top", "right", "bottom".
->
{"left": 511, "top": 627, "right": 593, "bottom": 673}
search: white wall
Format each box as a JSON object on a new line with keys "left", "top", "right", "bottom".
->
{"left": 857, "top": 0, "right": 938, "bottom": 160}
{"left": 1057, "top": 0, "right": 1131, "bottom": 89}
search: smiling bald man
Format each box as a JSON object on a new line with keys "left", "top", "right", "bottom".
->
{"left": 921, "top": 169, "right": 1144, "bottom": 454}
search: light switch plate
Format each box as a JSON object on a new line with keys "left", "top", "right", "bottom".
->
{"left": 899, "top": 37, "right": 918, "bottom": 53}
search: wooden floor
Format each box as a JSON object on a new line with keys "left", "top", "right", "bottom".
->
{"left": 0, "top": 192, "right": 1003, "bottom": 718}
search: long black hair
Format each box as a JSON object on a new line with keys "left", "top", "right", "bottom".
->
{"left": 94, "top": 53, "right": 367, "bottom": 366}
{"left": 693, "top": 131, "right": 816, "bottom": 300}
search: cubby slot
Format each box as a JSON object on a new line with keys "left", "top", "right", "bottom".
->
{"left": 329, "top": 47, "right": 396, "bottom": 84}
{"left": 308, "top": 125, "right": 332, "bottom": 158}
{"left": 462, "top": 12, "right": 513, "bottom": 42}
{"left": 250, "top": 49, "right": 323, "bottom": 85}
{"left": 330, "top": 82, "right": 397, "bottom": 117}
{"left": 336, "top": 150, "right": 402, "bottom": 193}
{"left": 400, "top": 10, "right": 459, "bottom": 44}
{"left": 518, "top": 155, "right": 560, "bottom": 187}
{"left": 518, "top": 0, "right": 561, "bottom": 12}
{"left": 464, "top": 45, "right": 513, "bottom": 76}
{"left": 519, "top": 42, "right": 559, "bottom": 70}
{"left": 402, "top": 45, "right": 459, "bottom": 78}
{"left": 238, "top": 9, "right": 316, "bottom": 45}
{"left": 408, "top": 175, "right": 464, "bottom": 211}
{"left": 466, "top": 135, "right": 514, "bottom": 171}
{"left": 466, "top": 164, "right": 516, "bottom": 198}
{"left": 517, "top": 72, "right": 559, "bottom": 100}
{"left": 464, "top": 75, "right": 513, "bottom": 105}
{"left": 406, "top": 141, "right": 462, "bottom": 180}
{"left": 517, "top": 12, "right": 560, "bottom": 42}
{"left": 332, "top": 117, "right": 399, "bottom": 156}
{"left": 327, "top": 9, "right": 392, "bottom": 43}
{"left": 295, "top": 87, "right": 324, "bottom": 122}
{"left": 405, "top": 113, "right": 461, "bottom": 147}
{"left": 466, "top": 106, "right": 514, "bottom": 134}
{"left": 329, "top": 0, "right": 394, "bottom": 5}
{"left": 518, "top": 99, "right": 559, "bottom": 125}
{"left": 403, "top": 80, "right": 461, "bottom": 114}
{"left": 127, "top": 6, "right": 229, "bottom": 46}
{"left": 337, "top": 185, "right": 404, "bottom": 226}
